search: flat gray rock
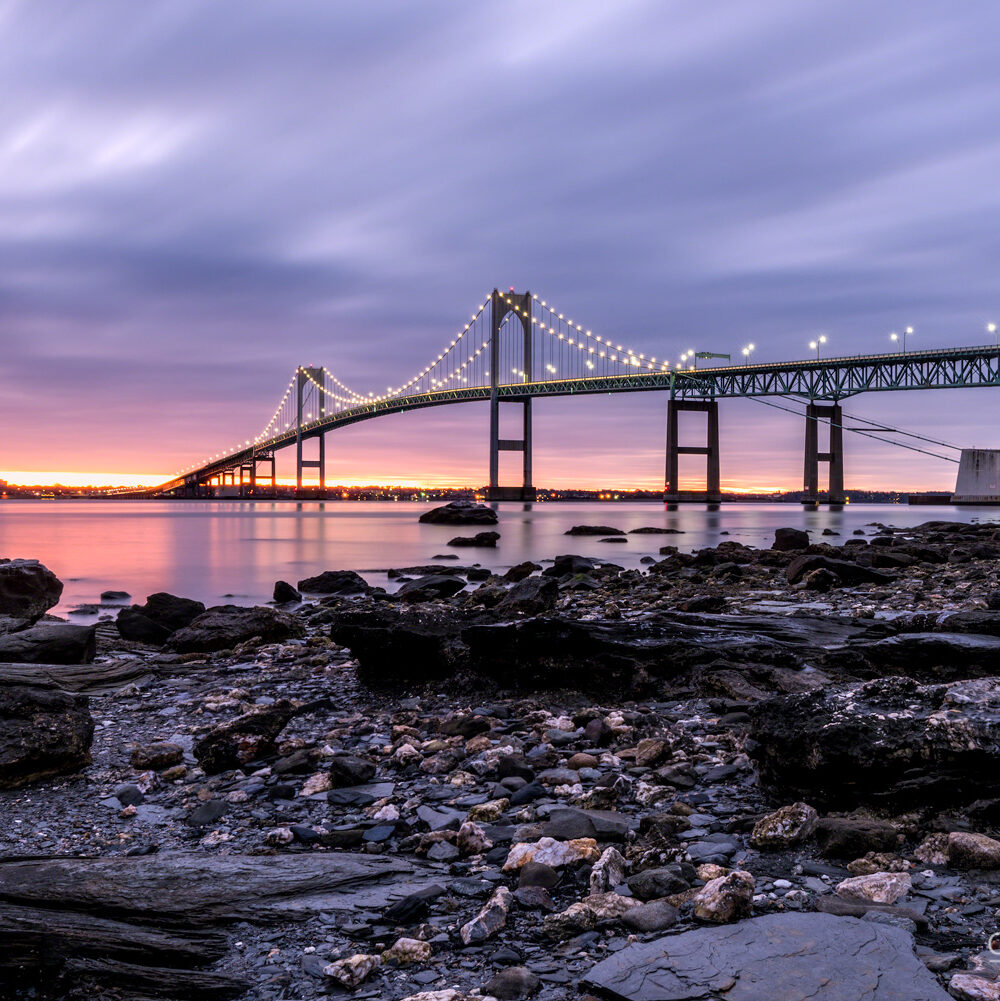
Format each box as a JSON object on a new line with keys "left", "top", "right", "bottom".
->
{"left": 580, "top": 912, "right": 950, "bottom": 1001}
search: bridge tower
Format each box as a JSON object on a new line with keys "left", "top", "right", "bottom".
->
{"left": 296, "top": 367, "right": 327, "bottom": 497}
{"left": 487, "top": 289, "right": 536, "bottom": 502}
{"left": 664, "top": 385, "right": 722, "bottom": 503}
{"left": 803, "top": 402, "right": 845, "bottom": 505}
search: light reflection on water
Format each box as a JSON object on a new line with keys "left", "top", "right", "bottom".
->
{"left": 0, "top": 500, "right": 996, "bottom": 616}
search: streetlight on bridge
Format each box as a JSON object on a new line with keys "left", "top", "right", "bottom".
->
{"left": 809, "top": 334, "right": 827, "bottom": 359}
{"left": 988, "top": 322, "right": 998, "bottom": 347}
{"left": 741, "top": 343, "right": 755, "bottom": 362}
{"left": 890, "top": 326, "right": 914, "bottom": 353}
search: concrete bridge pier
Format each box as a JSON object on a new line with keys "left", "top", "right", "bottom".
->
{"left": 803, "top": 402, "right": 845, "bottom": 504}
{"left": 487, "top": 288, "right": 536, "bottom": 502}
{"left": 664, "top": 398, "right": 722, "bottom": 503}
{"left": 296, "top": 367, "right": 326, "bottom": 497}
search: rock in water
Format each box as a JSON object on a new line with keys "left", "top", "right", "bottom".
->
{"left": 273, "top": 580, "right": 301, "bottom": 603}
{"left": 580, "top": 912, "right": 950, "bottom": 1000}
{"left": 0, "top": 559, "right": 62, "bottom": 631}
{"left": 447, "top": 531, "right": 500, "bottom": 547}
{"left": 117, "top": 592, "right": 206, "bottom": 644}
{"left": 193, "top": 700, "right": 299, "bottom": 774}
{"left": 564, "top": 525, "right": 625, "bottom": 536}
{"left": 749, "top": 676, "right": 1000, "bottom": 810}
{"left": 396, "top": 575, "right": 466, "bottom": 602}
{"left": 771, "top": 527, "right": 809, "bottom": 551}
{"left": 297, "top": 570, "right": 372, "bottom": 595}
{"left": 166, "top": 605, "right": 303, "bottom": 653}
{"left": 0, "top": 686, "right": 94, "bottom": 788}
{"left": 419, "top": 501, "right": 498, "bottom": 525}
{"left": 0, "top": 623, "right": 96, "bottom": 664}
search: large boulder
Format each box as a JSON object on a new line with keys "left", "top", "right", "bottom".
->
{"left": 749, "top": 676, "right": 1000, "bottom": 810}
{"left": 0, "top": 623, "right": 96, "bottom": 664}
{"left": 0, "top": 686, "right": 94, "bottom": 788}
{"left": 0, "top": 559, "right": 63, "bottom": 631}
{"left": 786, "top": 555, "right": 892, "bottom": 586}
{"left": 165, "top": 605, "right": 303, "bottom": 653}
{"left": 297, "top": 570, "right": 372, "bottom": 596}
{"left": 418, "top": 501, "right": 498, "bottom": 525}
{"left": 116, "top": 593, "right": 206, "bottom": 645}
{"left": 772, "top": 527, "right": 809, "bottom": 551}
{"left": 580, "top": 912, "right": 950, "bottom": 1000}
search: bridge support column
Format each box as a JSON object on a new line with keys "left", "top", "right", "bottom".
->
{"left": 296, "top": 367, "right": 327, "bottom": 498}
{"left": 487, "top": 288, "right": 536, "bottom": 502}
{"left": 664, "top": 399, "right": 721, "bottom": 502}
{"left": 803, "top": 402, "right": 845, "bottom": 504}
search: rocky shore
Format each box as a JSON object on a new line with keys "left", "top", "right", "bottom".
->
{"left": 7, "top": 515, "right": 1000, "bottom": 999}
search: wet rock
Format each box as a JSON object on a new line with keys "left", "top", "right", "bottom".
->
{"left": 835, "top": 871, "right": 911, "bottom": 904}
{"left": 448, "top": 531, "right": 499, "bottom": 548}
{"left": 117, "top": 592, "right": 206, "bottom": 643}
{"left": 483, "top": 966, "right": 541, "bottom": 1000}
{"left": 502, "top": 837, "right": 600, "bottom": 872}
{"left": 273, "top": 580, "right": 301, "bottom": 603}
{"left": 130, "top": 742, "right": 184, "bottom": 771}
{"left": 0, "top": 622, "right": 96, "bottom": 664}
{"left": 565, "top": 525, "right": 625, "bottom": 536}
{"left": 166, "top": 605, "right": 303, "bottom": 653}
{"left": 692, "top": 870, "right": 754, "bottom": 923}
{"left": 589, "top": 847, "right": 627, "bottom": 895}
{"left": 815, "top": 817, "right": 899, "bottom": 859}
{"left": 786, "top": 555, "right": 892, "bottom": 586}
{"left": 496, "top": 577, "right": 558, "bottom": 616}
{"left": 323, "top": 953, "right": 380, "bottom": 987}
{"left": 397, "top": 575, "right": 467, "bottom": 602}
{"left": 581, "top": 912, "right": 951, "bottom": 1000}
{"left": 947, "top": 831, "right": 1000, "bottom": 870}
{"left": 328, "top": 754, "right": 376, "bottom": 787}
{"left": 419, "top": 501, "right": 498, "bottom": 525}
{"left": 0, "top": 686, "right": 94, "bottom": 789}
{"left": 750, "top": 802, "right": 818, "bottom": 849}
{"left": 460, "top": 885, "right": 512, "bottom": 944}
{"left": 622, "top": 899, "right": 680, "bottom": 933}
{"left": 297, "top": 570, "right": 372, "bottom": 595}
{"left": 543, "top": 892, "right": 637, "bottom": 937}
{"left": 749, "top": 677, "right": 1000, "bottom": 809}
{"left": 193, "top": 699, "right": 298, "bottom": 774}
{"left": 772, "top": 527, "right": 808, "bottom": 551}
{"left": 0, "top": 558, "right": 63, "bottom": 631}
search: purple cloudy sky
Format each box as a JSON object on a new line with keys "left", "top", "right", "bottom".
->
{"left": 3, "top": 0, "right": 1000, "bottom": 489}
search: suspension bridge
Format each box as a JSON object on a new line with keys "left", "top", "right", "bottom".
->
{"left": 124, "top": 288, "right": 1000, "bottom": 504}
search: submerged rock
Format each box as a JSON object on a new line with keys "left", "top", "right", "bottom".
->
{"left": 297, "top": 570, "right": 372, "bottom": 595}
{"left": 448, "top": 531, "right": 499, "bottom": 547}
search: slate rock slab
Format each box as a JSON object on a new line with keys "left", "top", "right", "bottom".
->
{"left": 580, "top": 912, "right": 949, "bottom": 1000}
{"left": 0, "top": 622, "right": 96, "bottom": 664}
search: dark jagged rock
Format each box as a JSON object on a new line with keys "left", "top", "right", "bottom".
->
{"left": 541, "top": 554, "right": 597, "bottom": 577}
{"left": 503, "top": 561, "right": 541, "bottom": 582}
{"left": 0, "top": 559, "right": 63, "bottom": 632}
{"left": 564, "top": 525, "right": 625, "bottom": 536}
{"left": 496, "top": 577, "right": 558, "bottom": 616}
{"left": 772, "top": 527, "right": 809, "bottom": 551}
{"left": 581, "top": 912, "right": 949, "bottom": 1001}
{"left": 273, "top": 580, "right": 301, "bottom": 603}
{"left": 448, "top": 531, "right": 500, "bottom": 548}
{"left": 786, "top": 554, "right": 893, "bottom": 586}
{"left": 0, "top": 686, "right": 94, "bottom": 789}
{"left": 396, "top": 574, "right": 466, "bottom": 602}
{"left": 297, "top": 570, "right": 372, "bottom": 595}
{"left": 99, "top": 589, "right": 130, "bottom": 602}
{"left": 749, "top": 676, "right": 1000, "bottom": 810}
{"left": 418, "top": 501, "right": 498, "bottom": 525}
{"left": 0, "top": 623, "right": 96, "bottom": 664}
{"left": 815, "top": 817, "right": 899, "bottom": 859}
{"left": 328, "top": 754, "right": 376, "bottom": 787}
{"left": 166, "top": 605, "right": 303, "bottom": 653}
{"left": 193, "top": 699, "right": 299, "bottom": 774}
{"left": 117, "top": 593, "right": 206, "bottom": 645}
{"left": 629, "top": 527, "right": 684, "bottom": 534}
{"left": 824, "top": 632, "right": 1000, "bottom": 681}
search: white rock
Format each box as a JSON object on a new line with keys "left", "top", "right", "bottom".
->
{"left": 835, "top": 871, "right": 911, "bottom": 904}
{"left": 750, "top": 802, "right": 818, "bottom": 849}
{"left": 459, "top": 886, "right": 513, "bottom": 944}
{"left": 323, "top": 953, "right": 380, "bottom": 987}
{"left": 381, "top": 937, "right": 432, "bottom": 965}
{"left": 951, "top": 973, "right": 1000, "bottom": 1000}
{"left": 456, "top": 820, "right": 493, "bottom": 856}
{"left": 372, "top": 803, "right": 400, "bottom": 822}
{"left": 502, "top": 836, "right": 600, "bottom": 872}
{"left": 299, "top": 771, "right": 332, "bottom": 797}
{"left": 693, "top": 870, "right": 755, "bottom": 923}
{"left": 589, "top": 846, "right": 627, "bottom": 895}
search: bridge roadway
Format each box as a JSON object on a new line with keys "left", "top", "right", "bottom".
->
{"left": 151, "top": 342, "right": 1000, "bottom": 501}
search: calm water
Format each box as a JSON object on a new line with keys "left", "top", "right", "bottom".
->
{"left": 1, "top": 500, "right": 997, "bottom": 617}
